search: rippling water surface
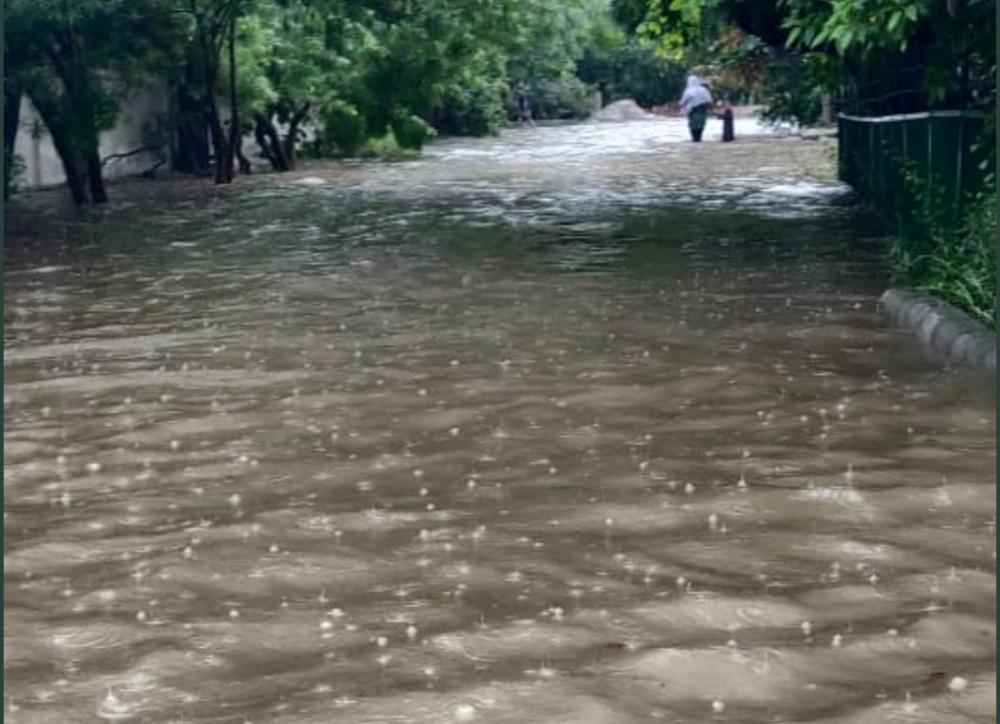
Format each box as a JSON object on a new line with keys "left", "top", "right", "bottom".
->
{"left": 4, "top": 118, "right": 995, "bottom": 723}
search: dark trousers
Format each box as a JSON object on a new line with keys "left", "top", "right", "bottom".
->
{"left": 690, "top": 127, "right": 704, "bottom": 142}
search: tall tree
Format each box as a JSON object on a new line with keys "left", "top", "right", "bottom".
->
{"left": 6, "top": 0, "right": 184, "bottom": 203}
{"left": 176, "top": 0, "right": 244, "bottom": 183}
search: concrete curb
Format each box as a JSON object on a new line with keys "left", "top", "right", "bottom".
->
{"left": 879, "top": 288, "right": 996, "bottom": 369}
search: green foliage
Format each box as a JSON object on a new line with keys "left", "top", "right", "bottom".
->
{"left": 4, "top": 152, "right": 25, "bottom": 199}
{"left": 312, "top": 100, "right": 368, "bottom": 156}
{"left": 503, "top": 0, "right": 601, "bottom": 119}
{"left": 525, "top": 75, "right": 596, "bottom": 119}
{"left": 756, "top": 53, "right": 827, "bottom": 126}
{"left": 889, "top": 165, "right": 997, "bottom": 329}
{"left": 780, "top": 0, "right": 927, "bottom": 57}
{"left": 390, "top": 109, "right": 436, "bottom": 150}
{"left": 636, "top": 0, "right": 724, "bottom": 62}
{"left": 15, "top": 0, "right": 724, "bottom": 186}
{"left": 578, "top": 37, "right": 687, "bottom": 106}
{"left": 780, "top": 0, "right": 995, "bottom": 110}
{"left": 437, "top": 72, "right": 509, "bottom": 136}
{"left": 5, "top": 0, "right": 169, "bottom": 155}
{"left": 356, "top": 132, "right": 419, "bottom": 160}
{"left": 635, "top": 0, "right": 994, "bottom": 123}
{"left": 219, "top": 12, "right": 279, "bottom": 120}
{"left": 708, "top": 28, "right": 769, "bottom": 96}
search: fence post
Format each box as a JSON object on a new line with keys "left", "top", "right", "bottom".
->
{"left": 954, "top": 114, "right": 964, "bottom": 213}
{"left": 837, "top": 115, "right": 845, "bottom": 180}
{"left": 869, "top": 122, "right": 875, "bottom": 200}
{"left": 927, "top": 116, "right": 933, "bottom": 196}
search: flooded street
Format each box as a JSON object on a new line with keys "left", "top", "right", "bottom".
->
{"left": 4, "top": 118, "right": 995, "bottom": 723}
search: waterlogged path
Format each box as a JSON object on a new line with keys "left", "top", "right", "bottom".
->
{"left": 4, "top": 118, "right": 996, "bottom": 723}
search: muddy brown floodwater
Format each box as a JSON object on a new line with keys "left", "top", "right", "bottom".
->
{"left": 4, "top": 118, "right": 996, "bottom": 724}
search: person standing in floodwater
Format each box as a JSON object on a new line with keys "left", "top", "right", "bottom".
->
{"left": 716, "top": 99, "right": 735, "bottom": 142}
{"left": 678, "top": 75, "right": 713, "bottom": 142}
{"left": 516, "top": 87, "right": 535, "bottom": 128}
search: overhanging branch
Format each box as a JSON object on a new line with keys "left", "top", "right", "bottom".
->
{"left": 100, "top": 145, "right": 160, "bottom": 167}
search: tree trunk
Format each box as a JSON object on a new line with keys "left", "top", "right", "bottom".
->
{"left": 174, "top": 81, "right": 211, "bottom": 175}
{"left": 227, "top": 13, "right": 241, "bottom": 177}
{"left": 206, "top": 89, "right": 231, "bottom": 184}
{"left": 235, "top": 125, "right": 251, "bottom": 174}
{"left": 50, "top": 126, "right": 89, "bottom": 205}
{"left": 282, "top": 130, "right": 297, "bottom": 171}
{"left": 820, "top": 94, "right": 833, "bottom": 126}
{"left": 28, "top": 89, "right": 89, "bottom": 204}
{"left": 4, "top": 87, "right": 21, "bottom": 161}
{"left": 253, "top": 114, "right": 277, "bottom": 169}
{"left": 86, "top": 151, "right": 108, "bottom": 204}
{"left": 282, "top": 102, "right": 311, "bottom": 171}
{"left": 194, "top": 13, "right": 232, "bottom": 184}
{"left": 254, "top": 112, "right": 289, "bottom": 171}
{"left": 4, "top": 86, "right": 22, "bottom": 198}
{"left": 64, "top": 162, "right": 89, "bottom": 205}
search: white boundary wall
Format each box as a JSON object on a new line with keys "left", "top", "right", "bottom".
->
{"left": 13, "top": 83, "right": 170, "bottom": 189}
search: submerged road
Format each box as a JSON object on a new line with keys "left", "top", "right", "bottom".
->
{"left": 4, "top": 117, "right": 995, "bottom": 723}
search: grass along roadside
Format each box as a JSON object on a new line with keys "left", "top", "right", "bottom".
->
{"left": 888, "top": 172, "right": 997, "bottom": 331}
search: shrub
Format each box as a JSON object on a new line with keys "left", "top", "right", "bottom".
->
{"left": 889, "top": 163, "right": 997, "bottom": 329}
{"left": 389, "top": 109, "right": 436, "bottom": 150}
{"left": 757, "top": 54, "right": 823, "bottom": 127}
{"left": 436, "top": 73, "right": 509, "bottom": 136}
{"left": 577, "top": 39, "right": 686, "bottom": 107}
{"left": 312, "top": 100, "right": 367, "bottom": 157}
{"left": 4, "top": 151, "right": 25, "bottom": 199}
{"left": 357, "top": 132, "right": 414, "bottom": 160}
{"left": 522, "top": 74, "right": 594, "bottom": 120}
{"left": 437, "top": 50, "right": 510, "bottom": 136}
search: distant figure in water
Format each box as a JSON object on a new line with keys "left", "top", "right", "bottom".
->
{"left": 715, "top": 100, "right": 735, "bottom": 142}
{"left": 678, "top": 75, "right": 713, "bottom": 142}
{"left": 516, "top": 87, "right": 535, "bottom": 128}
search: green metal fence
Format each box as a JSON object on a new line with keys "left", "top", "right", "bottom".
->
{"left": 838, "top": 111, "right": 991, "bottom": 227}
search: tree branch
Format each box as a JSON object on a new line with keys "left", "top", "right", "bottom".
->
{"left": 289, "top": 101, "right": 312, "bottom": 129}
{"left": 100, "top": 145, "right": 160, "bottom": 167}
